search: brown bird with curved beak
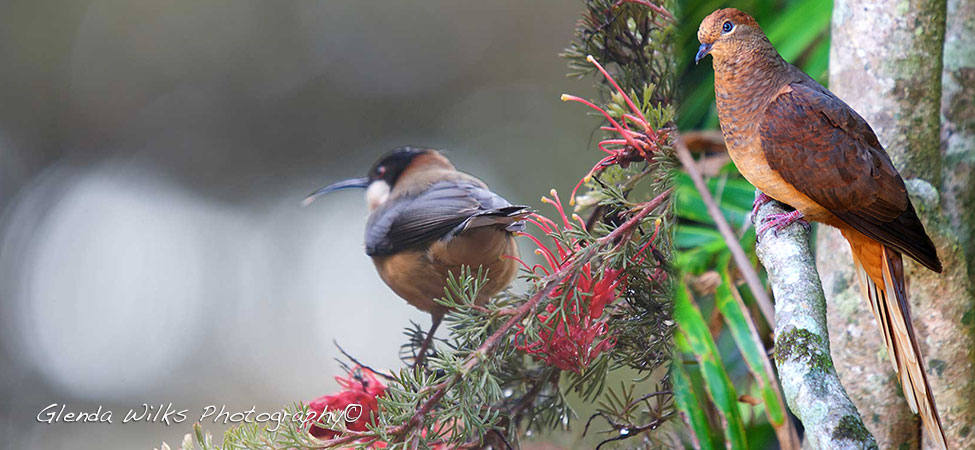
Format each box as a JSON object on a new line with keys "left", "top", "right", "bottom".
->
{"left": 304, "top": 147, "right": 528, "bottom": 365}
{"left": 696, "top": 8, "right": 948, "bottom": 448}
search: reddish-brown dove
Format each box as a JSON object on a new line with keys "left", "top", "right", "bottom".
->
{"left": 697, "top": 8, "right": 947, "bottom": 448}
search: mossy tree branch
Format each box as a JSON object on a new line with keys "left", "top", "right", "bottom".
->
{"left": 753, "top": 195, "right": 877, "bottom": 450}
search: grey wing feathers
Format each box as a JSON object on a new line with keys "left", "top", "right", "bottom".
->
{"left": 365, "top": 181, "right": 528, "bottom": 256}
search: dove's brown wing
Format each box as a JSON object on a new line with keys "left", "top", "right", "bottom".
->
{"left": 759, "top": 81, "right": 940, "bottom": 273}
{"left": 759, "top": 80, "right": 947, "bottom": 449}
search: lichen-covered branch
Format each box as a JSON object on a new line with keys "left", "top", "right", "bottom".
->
{"left": 753, "top": 194, "right": 877, "bottom": 450}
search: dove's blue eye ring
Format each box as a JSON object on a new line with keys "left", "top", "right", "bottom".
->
{"left": 722, "top": 21, "right": 733, "bottom": 33}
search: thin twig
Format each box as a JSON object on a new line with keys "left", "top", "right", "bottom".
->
{"left": 674, "top": 135, "right": 776, "bottom": 327}
{"left": 628, "top": 389, "right": 672, "bottom": 410}
{"left": 509, "top": 368, "right": 561, "bottom": 423}
{"left": 333, "top": 340, "right": 396, "bottom": 382}
{"left": 586, "top": 411, "right": 674, "bottom": 450}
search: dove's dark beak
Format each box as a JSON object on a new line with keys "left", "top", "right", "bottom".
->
{"left": 695, "top": 43, "right": 713, "bottom": 65}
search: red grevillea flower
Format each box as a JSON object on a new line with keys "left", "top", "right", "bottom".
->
{"left": 307, "top": 366, "right": 387, "bottom": 440}
{"left": 512, "top": 190, "right": 625, "bottom": 373}
{"left": 513, "top": 190, "right": 662, "bottom": 373}
{"left": 519, "top": 301, "right": 617, "bottom": 373}
{"left": 561, "top": 55, "right": 670, "bottom": 205}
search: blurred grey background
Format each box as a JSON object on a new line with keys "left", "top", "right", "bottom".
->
{"left": 0, "top": 1, "right": 603, "bottom": 448}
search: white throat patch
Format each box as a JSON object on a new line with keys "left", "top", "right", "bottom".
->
{"left": 365, "top": 181, "right": 391, "bottom": 211}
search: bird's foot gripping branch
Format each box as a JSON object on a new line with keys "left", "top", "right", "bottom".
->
{"left": 753, "top": 195, "right": 878, "bottom": 450}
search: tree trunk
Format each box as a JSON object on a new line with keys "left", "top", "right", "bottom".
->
{"left": 824, "top": 0, "right": 975, "bottom": 449}
{"left": 941, "top": 0, "right": 975, "bottom": 279}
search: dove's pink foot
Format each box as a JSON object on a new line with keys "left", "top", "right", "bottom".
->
{"left": 751, "top": 192, "right": 773, "bottom": 224}
{"left": 757, "top": 210, "right": 809, "bottom": 236}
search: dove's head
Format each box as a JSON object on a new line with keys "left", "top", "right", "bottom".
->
{"left": 696, "top": 8, "right": 771, "bottom": 65}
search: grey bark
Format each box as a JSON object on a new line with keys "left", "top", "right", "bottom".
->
{"left": 754, "top": 196, "right": 877, "bottom": 450}
{"left": 941, "top": 0, "right": 975, "bottom": 278}
{"left": 826, "top": 0, "right": 975, "bottom": 448}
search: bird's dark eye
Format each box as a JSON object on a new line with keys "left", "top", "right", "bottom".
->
{"left": 376, "top": 166, "right": 386, "bottom": 176}
{"left": 722, "top": 21, "right": 734, "bottom": 33}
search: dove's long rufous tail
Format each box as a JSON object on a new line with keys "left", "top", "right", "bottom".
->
{"left": 843, "top": 229, "right": 948, "bottom": 449}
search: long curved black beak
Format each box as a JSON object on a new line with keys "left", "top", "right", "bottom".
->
{"left": 301, "top": 177, "right": 370, "bottom": 206}
{"left": 695, "top": 43, "right": 713, "bottom": 65}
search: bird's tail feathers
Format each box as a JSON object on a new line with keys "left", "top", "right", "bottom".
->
{"left": 850, "top": 245, "right": 948, "bottom": 449}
